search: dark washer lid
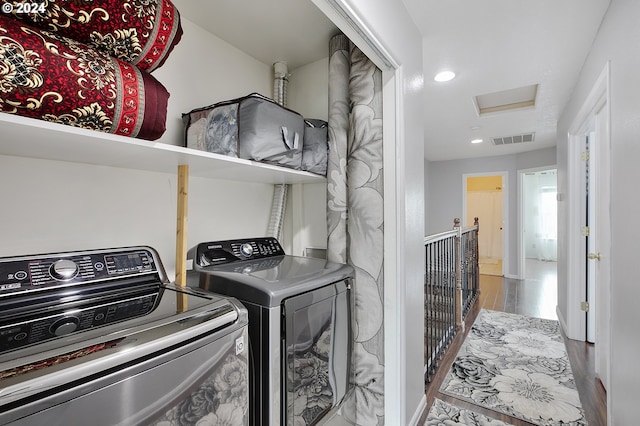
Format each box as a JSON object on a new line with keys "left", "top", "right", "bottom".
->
{"left": 0, "top": 285, "right": 247, "bottom": 409}
{"left": 195, "top": 255, "right": 354, "bottom": 307}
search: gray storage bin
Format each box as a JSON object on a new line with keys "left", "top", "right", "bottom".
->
{"left": 183, "top": 93, "right": 304, "bottom": 170}
{"left": 302, "top": 119, "right": 329, "bottom": 176}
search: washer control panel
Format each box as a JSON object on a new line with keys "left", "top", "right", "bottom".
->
{"left": 0, "top": 291, "right": 159, "bottom": 352}
{"left": 0, "top": 248, "right": 160, "bottom": 296}
{"left": 192, "top": 237, "right": 285, "bottom": 267}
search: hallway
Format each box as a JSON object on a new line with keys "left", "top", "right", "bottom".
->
{"left": 480, "top": 259, "right": 558, "bottom": 320}
{"left": 421, "top": 268, "right": 606, "bottom": 425}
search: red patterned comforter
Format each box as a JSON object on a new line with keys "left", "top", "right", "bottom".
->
{"left": 0, "top": 15, "right": 169, "bottom": 140}
{"left": 2, "top": 0, "right": 182, "bottom": 72}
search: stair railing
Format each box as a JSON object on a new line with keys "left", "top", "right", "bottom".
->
{"left": 458, "top": 217, "right": 480, "bottom": 321}
{"left": 424, "top": 217, "right": 480, "bottom": 383}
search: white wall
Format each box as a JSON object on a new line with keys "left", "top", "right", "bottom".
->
{"left": 0, "top": 18, "right": 285, "bottom": 278}
{"left": 289, "top": 57, "right": 330, "bottom": 121}
{"left": 425, "top": 147, "right": 556, "bottom": 277}
{"left": 556, "top": 0, "right": 639, "bottom": 422}
{"left": 289, "top": 58, "right": 331, "bottom": 255}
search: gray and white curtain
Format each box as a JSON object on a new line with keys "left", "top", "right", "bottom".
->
{"left": 327, "top": 34, "right": 384, "bottom": 426}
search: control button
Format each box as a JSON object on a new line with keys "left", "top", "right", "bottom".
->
{"left": 94, "top": 313, "right": 105, "bottom": 321}
{"left": 13, "top": 270, "right": 27, "bottom": 280}
{"left": 240, "top": 243, "right": 254, "bottom": 257}
{"left": 94, "top": 262, "right": 104, "bottom": 271}
{"left": 14, "top": 332, "right": 27, "bottom": 341}
{"left": 50, "top": 317, "right": 80, "bottom": 336}
{"left": 49, "top": 259, "right": 79, "bottom": 281}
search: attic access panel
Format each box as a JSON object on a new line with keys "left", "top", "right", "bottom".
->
{"left": 474, "top": 84, "right": 539, "bottom": 116}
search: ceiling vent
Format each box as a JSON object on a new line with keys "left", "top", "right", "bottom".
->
{"left": 474, "top": 84, "right": 539, "bottom": 116}
{"left": 492, "top": 133, "right": 535, "bottom": 146}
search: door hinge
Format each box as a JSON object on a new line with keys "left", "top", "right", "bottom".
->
{"left": 581, "top": 226, "right": 590, "bottom": 237}
{"left": 580, "top": 301, "right": 590, "bottom": 312}
{"left": 581, "top": 151, "right": 590, "bottom": 161}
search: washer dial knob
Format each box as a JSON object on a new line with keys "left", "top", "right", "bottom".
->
{"left": 50, "top": 259, "right": 79, "bottom": 281}
{"left": 240, "top": 243, "right": 254, "bottom": 257}
{"left": 50, "top": 317, "right": 80, "bottom": 336}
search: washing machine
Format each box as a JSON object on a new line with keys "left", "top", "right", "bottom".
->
{"left": 0, "top": 246, "right": 249, "bottom": 425}
{"left": 189, "top": 237, "right": 355, "bottom": 426}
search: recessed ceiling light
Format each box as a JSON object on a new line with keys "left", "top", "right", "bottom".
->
{"left": 434, "top": 71, "right": 455, "bottom": 82}
{"left": 471, "top": 139, "right": 483, "bottom": 144}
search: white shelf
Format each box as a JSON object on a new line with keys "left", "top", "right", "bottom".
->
{"left": 0, "top": 113, "right": 325, "bottom": 185}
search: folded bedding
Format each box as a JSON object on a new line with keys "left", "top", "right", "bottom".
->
{"left": 2, "top": 0, "right": 182, "bottom": 72}
{"left": 0, "top": 15, "right": 169, "bottom": 140}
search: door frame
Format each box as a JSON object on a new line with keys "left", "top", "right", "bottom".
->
{"left": 517, "top": 166, "right": 558, "bottom": 280}
{"left": 566, "top": 62, "right": 611, "bottom": 395}
{"left": 462, "top": 171, "right": 509, "bottom": 277}
{"left": 310, "top": 1, "right": 426, "bottom": 423}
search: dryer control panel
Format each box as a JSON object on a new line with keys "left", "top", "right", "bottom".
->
{"left": 191, "top": 237, "right": 285, "bottom": 267}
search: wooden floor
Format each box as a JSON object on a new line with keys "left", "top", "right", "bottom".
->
{"left": 419, "top": 262, "right": 607, "bottom": 425}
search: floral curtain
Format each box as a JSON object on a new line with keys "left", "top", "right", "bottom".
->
{"left": 327, "top": 34, "right": 384, "bottom": 426}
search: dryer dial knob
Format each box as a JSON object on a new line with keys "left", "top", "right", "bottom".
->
{"left": 50, "top": 259, "right": 79, "bottom": 281}
{"left": 240, "top": 243, "right": 254, "bottom": 257}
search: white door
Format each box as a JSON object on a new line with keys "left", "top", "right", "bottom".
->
{"left": 465, "top": 175, "right": 504, "bottom": 276}
{"left": 579, "top": 120, "right": 610, "bottom": 388}
{"left": 567, "top": 62, "right": 610, "bottom": 400}
{"left": 591, "top": 107, "right": 611, "bottom": 390}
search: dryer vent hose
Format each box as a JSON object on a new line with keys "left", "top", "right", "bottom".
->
{"left": 267, "top": 184, "right": 288, "bottom": 241}
{"left": 268, "top": 62, "right": 290, "bottom": 242}
{"left": 273, "top": 61, "right": 289, "bottom": 107}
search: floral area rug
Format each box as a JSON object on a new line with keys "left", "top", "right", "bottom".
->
{"left": 426, "top": 398, "right": 514, "bottom": 425}
{"left": 439, "top": 310, "right": 586, "bottom": 425}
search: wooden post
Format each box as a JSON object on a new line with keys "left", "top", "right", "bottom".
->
{"left": 453, "top": 218, "right": 464, "bottom": 332}
{"left": 175, "top": 165, "right": 189, "bottom": 312}
{"left": 474, "top": 217, "right": 480, "bottom": 298}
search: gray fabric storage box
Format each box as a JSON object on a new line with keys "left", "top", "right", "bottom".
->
{"left": 302, "top": 119, "right": 329, "bottom": 176}
{"left": 182, "top": 93, "right": 304, "bottom": 170}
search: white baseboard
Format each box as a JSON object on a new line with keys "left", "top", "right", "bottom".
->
{"left": 504, "top": 273, "right": 520, "bottom": 279}
{"left": 556, "top": 305, "right": 569, "bottom": 336}
{"left": 409, "top": 394, "right": 427, "bottom": 426}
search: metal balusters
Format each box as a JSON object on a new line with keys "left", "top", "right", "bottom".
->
{"left": 424, "top": 218, "right": 480, "bottom": 385}
{"left": 460, "top": 218, "right": 480, "bottom": 320}
{"left": 424, "top": 229, "right": 457, "bottom": 384}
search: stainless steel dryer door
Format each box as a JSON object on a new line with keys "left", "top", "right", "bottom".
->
{"left": 283, "top": 280, "right": 352, "bottom": 426}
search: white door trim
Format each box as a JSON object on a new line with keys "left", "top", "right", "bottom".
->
{"left": 566, "top": 61, "right": 611, "bottom": 399}
{"left": 462, "top": 171, "right": 509, "bottom": 277}
{"left": 310, "top": 1, "right": 421, "bottom": 423}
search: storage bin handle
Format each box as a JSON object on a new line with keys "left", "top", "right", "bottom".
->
{"left": 281, "top": 126, "right": 300, "bottom": 151}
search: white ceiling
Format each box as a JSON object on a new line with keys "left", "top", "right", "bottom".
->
{"left": 174, "top": 0, "right": 610, "bottom": 162}
{"left": 403, "top": 0, "right": 610, "bottom": 161}
{"left": 172, "top": 0, "right": 339, "bottom": 70}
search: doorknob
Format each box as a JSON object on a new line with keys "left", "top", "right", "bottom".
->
{"left": 588, "top": 252, "right": 601, "bottom": 260}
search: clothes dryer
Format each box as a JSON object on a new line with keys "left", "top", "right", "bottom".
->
{"left": 190, "top": 237, "right": 354, "bottom": 426}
